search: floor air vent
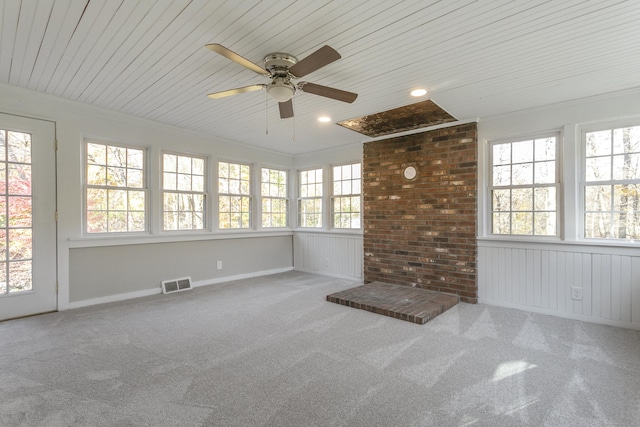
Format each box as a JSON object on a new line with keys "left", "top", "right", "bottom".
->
{"left": 161, "top": 277, "right": 193, "bottom": 294}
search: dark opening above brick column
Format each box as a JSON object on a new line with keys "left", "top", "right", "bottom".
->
{"left": 363, "top": 123, "right": 477, "bottom": 303}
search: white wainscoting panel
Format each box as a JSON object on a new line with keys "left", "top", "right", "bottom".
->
{"left": 479, "top": 240, "right": 640, "bottom": 329}
{"left": 294, "top": 231, "right": 363, "bottom": 280}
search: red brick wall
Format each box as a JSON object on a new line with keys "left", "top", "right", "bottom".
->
{"left": 363, "top": 123, "right": 477, "bottom": 303}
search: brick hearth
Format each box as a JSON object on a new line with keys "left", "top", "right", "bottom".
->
{"left": 327, "top": 282, "right": 459, "bottom": 324}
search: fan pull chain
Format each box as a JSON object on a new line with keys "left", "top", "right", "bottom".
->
{"left": 265, "top": 92, "right": 269, "bottom": 135}
{"left": 292, "top": 97, "right": 296, "bottom": 141}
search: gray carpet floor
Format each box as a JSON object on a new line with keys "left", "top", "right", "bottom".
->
{"left": 1, "top": 271, "right": 639, "bottom": 426}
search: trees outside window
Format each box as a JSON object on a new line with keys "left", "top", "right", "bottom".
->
{"left": 261, "top": 168, "right": 288, "bottom": 228}
{"left": 490, "top": 135, "right": 559, "bottom": 236}
{"left": 299, "top": 168, "right": 322, "bottom": 228}
{"left": 85, "top": 140, "right": 146, "bottom": 233}
{"left": 162, "top": 152, "right": 206, "bottom": 231}
{"left": 583, "top": 125, "right": 640, "bottom": 240}
{"left": 218, "top": 161, "right": 251, "bottom": 229}
{"left": 332, "top": 163, "right": 361, "bottom": 229}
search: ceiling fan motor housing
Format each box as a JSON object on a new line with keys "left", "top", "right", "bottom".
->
{"left": 264, "top": 52, "right": 298, "bottom": 102}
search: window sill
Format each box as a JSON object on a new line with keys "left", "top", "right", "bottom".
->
{"left": 294, "top": 228, "right": 363, "bottom": 237}
{"left": 478, "top": 236, "right": 640, "bottom": 255}
{"left": 68, "top": 229, "right": 294, "bottom": 249}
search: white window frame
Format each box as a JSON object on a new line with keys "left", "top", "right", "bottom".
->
{"left": 488, "top": 132, "right": 561, "bottom": 238}
{"left": 83, "top": 138, "right": 148, "bottom": 235}
{"left": 260, "top": 167, "right": 289, "bottom": 228}
{"left": 161, "top": 151, "right": 208, "bottom": 232}
{"left": 298, "top": 167, "right": 323, "bottom": 228}
{"left": 331, "top": 162, "right": 362, "bottom": 229}
{"left": 217, "top": 160, "right": 252, "bottom": 230}
{"left": 580, "top": 121, "right": 640, "bottom": 243}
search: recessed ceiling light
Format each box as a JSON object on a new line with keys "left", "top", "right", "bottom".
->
{"left": 411, "top": 88, "right": 427, "bottom": 97}
{"left": 318, "top": 116, "right": 331, "bottom": 123}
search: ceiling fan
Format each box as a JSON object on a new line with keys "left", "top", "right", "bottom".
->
{"left": 205, "top": 44, "right": 358, "bottom": 119}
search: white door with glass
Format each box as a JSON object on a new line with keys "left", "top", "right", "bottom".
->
{"left": 0, "top": 114, "right": 57, "bottom": 321}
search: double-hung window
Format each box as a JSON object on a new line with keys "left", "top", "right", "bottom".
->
{"left": 85, "top": 140, "right": 146, "bottom": 233}
{"left": 299, "top": 168, "right": 323, "bottom": 228}
{"left": 162, "top": 152, "right": 206, "bottom": 231}
{"left": 261, "top": 168, "right": 288, "bottom": 228}
{"left": 218, "top": 161, "right": 251, "bottom": 229}
{"left": 583, "top": 125, "right": 640, "bottom": 240}
{"left": 490, "top": 134, "right": 559, "bottom": 236}
{"left": 332, "top": 163, "right": 361, "bottom": 229}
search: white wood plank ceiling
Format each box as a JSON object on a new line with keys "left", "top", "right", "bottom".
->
{"left": 1, "top": 0, "right": 639, "bottom": 155}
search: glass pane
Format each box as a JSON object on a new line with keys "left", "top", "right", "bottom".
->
{"left": 342, "top": 181, "right": 351, "bottom": 195}
{"left": 8, "top": 196, "right": 31, "bottom": 227}
{"left": 107, "top": 189, "right": 126, "bottom": 210}
{"left": 193, "top": 158, "right": 204, "bottom": 175}
{"left": 534, "top": 161, "right": 555, "bottom": 184}
{"left": 0, "top": 229, "right": 5, "bottom": 260}
{"left": 512, "top": 212, "right": 533, "bottom": 235}
{"left": 613, "top": 154, "right": 640, "bottom": 180}
{"left": 333, "top": 166, "right": 341, "bottom": 180}
{"left": 8, "top": 164, "right": 31, "bottom": 195}
{"left": 194, "top": 212, "right": 204, "bottom": 229}
{"left": 613, "top": 184, "right": 640, "bottom": 211}
{"left": 315, "top": 183, "right": 323, "bottom": 197}
{"left": 128, "top": 169, "right": 143, "bottom": 188}
{"left": 492, "top": 213, "right": 510, "bottom": 234}
{"left": 493, "top": 165, "right": 510, "bottom": 186}
{"left": 0, "top": 197, "right": 5, "bottom": 227}
{"left": 586, "top": 130, "right": 611, "bottom": 157}
{"left": 534, "top": 187, "right": 556, "bottom": 211}
{"left": 240, "top": 180, "right": 250, "bottom": 195}
{"left": 585, "top": 213, "right": 611, "bottom": 238}
{"left": 87, "top": 188, "right": 107, "bottom": 211}
{"left": 87, "top": 165, "right": 106, "bottom": 185}
{"left": 0, "top": 262, "right": 5, "bottom": 294}
{"left": 128, "top": 212, "right": 145, "bottom": 232}
{"left": 178, "top": 173, "right": 191, "bottom": 191}
{"left": 127, "top": 149, "right": 144, "bottom": 169}
{"left": 178, "top": 156, "right": 191, "bottom": 174}
{"left": 613, "top": 126, "right": 640, "bottom": 154}
{"left": 534, "top": 212, "right": 556, "bottom": 236}
{"left": 107, "top": 166, "right": 127, "bottom": 187}
{"left": 179, "top": 212, "right": 193, "bottom": 230}
{"left": 512, "top": 140, "right": 533, "bottom": 163}
{"left": 535, "top": 137, "right": 556, "bottom": 161}
{"left": 163, "top": 154, "right": 177, "bottom": 172}
{"left": 512, "top": 163, "right": 533, "bottom": 185}
{"left": 492, "top": 143, "right": 511, "bottom": 165}
{"left": 229, "top": 179, "right": 240, "bottom": 194}
{"left": 352, "top": 163, "right": 361, "bottom": 178}
{"left": 352, "top": 179, "right": 361, "bottom": 194}
{"left": 107, "top": 146, "right": 127, "bottom": 167}
{"left": 511, "top": 188, "right": 533, "bottom": 211}
{"left": 108, "top": 211, "right": 127, "bottom": 232}
{"left": 7, "top": 131, "right": 31, "bottom": 163}
{"left": 218, "top": 162, "right": 229, "bottom": 178}
{"left": 192, "top": 175, "right": 204, "bottom": 192}
{"left": 8, "top": 260, "right": 32, "bottom": 292}
{"left": 87, "top": 143, "right": 106, "bottom": 165}
{"left": 164, "top": 212, "right": 177, "bottom": 230}
{"left": 87, "top": 211, "right": 107, "bottom": 233}
{"left": 585, "top": 185, "right": 611, "bottom": 212}
{"left": 164, "top": 192, "right": 178, "bottom": 212}
{"left": 613, "top": 211, "right": 640, "bottom": 239}
{"left": 585, "top": 157, "right": 611, "bottom": 181}
{"left": 218, "top": 177, "right": 228, "bottom": 194}
{"left": 8, "top": 228, "right": 32, "bottom": 260}
{"left": 128, "top": 190, "right": 145, "bottom": 211}
{"left": 163, "top": 172, "right": 176, "bottom": 191}
{"left": 0, "top": 164, "right": 6, "bottom": 194}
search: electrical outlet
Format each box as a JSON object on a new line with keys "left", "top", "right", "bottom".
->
{"left": 571, "top": 286, "right": 583, "bottom": 301}
{"left": 217, "top": 261, "right": 222, "bottom": 270}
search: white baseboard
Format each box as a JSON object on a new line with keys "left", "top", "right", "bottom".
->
{"left": 67, "top": 267, "right": 294, "bottom": 310}
{"left": 479, "top": 298, "right": 640, "bottom": 331}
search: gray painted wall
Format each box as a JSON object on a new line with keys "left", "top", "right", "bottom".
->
{"left": 69, "top": 235, "right": 292, "bottom": 302}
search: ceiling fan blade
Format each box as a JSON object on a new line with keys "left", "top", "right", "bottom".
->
{"left": 289, "top": 45, "right": 341, "bottom": 78}
{"left": 207, "top": 84, "right": 265, "bottom": 99}
{"left": 278, "top": 99, "right": 294, "bottom": 119}
{"left": 298, "top": 82, "right": 358, "bottom": 103}
{"left": 206, "top": 44, "right": 269, "bottom": 76}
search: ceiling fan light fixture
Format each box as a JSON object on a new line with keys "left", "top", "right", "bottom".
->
{"left": 318, "top": 116, "right": 331, "bottom": 122}
{"left": 267, "top": 79, "right": 295, "bottom": 102}
{"left": 411, "top": 88, "right": 427, "bottom": 97}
